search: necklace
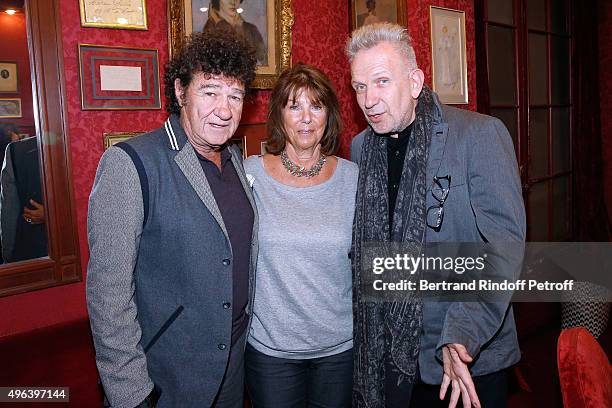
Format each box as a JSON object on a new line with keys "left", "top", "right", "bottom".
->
{"left": 280, "top": 150, "right": 327, "bottom": 178}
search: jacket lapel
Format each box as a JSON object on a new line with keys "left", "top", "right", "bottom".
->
{"left": 174, "top": 142, "right": 230, "bottom": 242}
{"left": 228, "top": 147, "right": 259, "bottom": 255}
{"left": 426, "top": 94, "right": 449, "bottom": 191}
{"left": 228, "top": 147, "right": 258, "bottom": 220}
{"left": 228, "top": 146, "right": 259, "bottom": 315}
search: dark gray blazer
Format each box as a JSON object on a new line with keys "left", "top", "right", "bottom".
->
{"left": 351, "top": 93, "right": 525, "bottom": 384}
{"left": 87, "top": 115, "right": 258, "bottom": 407}
{"left": 0, "top": 137, "right": 47, "bottom": 262}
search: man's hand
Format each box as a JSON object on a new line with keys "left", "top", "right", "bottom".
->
{"left": 439, "top": 343, "right": 481, "bottom": 408}
{"left": 23, "top": 199, "right": 45, "bottom": 224}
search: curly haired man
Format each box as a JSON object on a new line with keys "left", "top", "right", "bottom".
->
{"left": 87, "top": 28, "right": 258, "bottom": 408}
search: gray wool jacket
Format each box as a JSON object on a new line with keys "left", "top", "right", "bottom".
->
{"left": 351, "top": 92, "right": 525, "bottom": 384}
{"left": 86, "top": 115, "right": 258, "bottom": 407}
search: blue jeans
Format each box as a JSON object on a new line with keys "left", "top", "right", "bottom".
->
{"left": 245, "top": 344, "right": 353, "bottom": 408}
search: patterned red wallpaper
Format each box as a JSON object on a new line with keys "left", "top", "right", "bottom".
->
{"left": 60, "top": 0, "right": 170, "bottom": 275}
{"left": 407, "top": 0, "right": 477, "bottom": 112}
{"left": 599, "top": 0, "right": 612, "bottom": 224}
{"left": 0, "top": 0, "right": 479, "bottom": 334}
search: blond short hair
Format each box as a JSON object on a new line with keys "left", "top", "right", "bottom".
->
{"left": 346, "top": 22, "right": 418, "bottom": 69}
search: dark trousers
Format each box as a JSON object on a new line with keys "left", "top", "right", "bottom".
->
{"left": 245, "top": 344, "right": 353, "bottom": 408}
{"left": 410, "top": 369, "right": 508, "bottom": 408}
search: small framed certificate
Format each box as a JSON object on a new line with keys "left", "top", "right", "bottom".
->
{"left": 80, "top": 0, "right": 148, "bottom": 30}
{"left": 78, "top": 44, "right": 161, "bottom": 110}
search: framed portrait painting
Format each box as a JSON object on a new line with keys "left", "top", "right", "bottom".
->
{"left": 168, "top": 0, "right": 293, "bottom": 89}
{"left": 350, "top": 0, "right": 406, "bottom": 30}
{"left": 0, "top": 62, "right": 18, "bottom": 93}
{"left": 430, "top": 6, "right": 468, "bottom": 104}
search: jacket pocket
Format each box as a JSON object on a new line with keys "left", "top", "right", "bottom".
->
{"left": 143, "top": 305, "right": 184, "bottom": 353}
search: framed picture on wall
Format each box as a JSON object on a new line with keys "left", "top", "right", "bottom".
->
{"left": 0, "top": 62, "right": 18, "bottom": 93}
{"left": 168, "top": 0, "right": 293, "bottom": 89}
{"left": 0, "top": 98, "right": 22, "bottom": 118}
{"left": 78, "top": 44, "right": 161, "bottom": 110}
{"left": 233, "top": 123, "right": 268, "bottom": 156}
{"left": 79, "top": 0, "right": 148, "bottom": 30}
{"left": 228, "top": 136, "right": 247, "bottom": 159}
{"left": 350, "top": 0, "right": 407, "bottom": 30}
{"left": 430, "top": 6, "right": 468, "bottom": 104}
{"left": 103, "top": 131, "right": 145, "bottom": 149}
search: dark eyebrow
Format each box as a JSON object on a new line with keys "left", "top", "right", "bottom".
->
{"left": 198, "top": 84, "right": 222, "bottom": 90}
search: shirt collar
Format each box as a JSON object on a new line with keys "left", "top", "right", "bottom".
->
{"left": 195, "top": 145, "right": 232, "bottom": 166}
{"left": 387, "top": 122, "right": 414, "bottom": 149}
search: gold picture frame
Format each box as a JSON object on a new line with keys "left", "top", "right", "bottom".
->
{"left": 0, "top": 62, "right": 18, "bottom": 93}
{"left": 103, "top": 132, "right": 145, "bottom": 150}
{"left": 350, "top": 0, "right": 407, "bottom": 30}
{"left": 168, "top": 0, "right": 293, "bottom": 89}
{"left": 80, "top": 0, "right": 148, "bottom": 30}
{"left": 0, "top": 98, "right": 22, "bottom": 118}
{"left": 430, "top": 6, "right": 468, "bottom": 104}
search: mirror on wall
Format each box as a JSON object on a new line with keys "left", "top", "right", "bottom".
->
{"left": 0, "top": 0, "right": 47, "bottom": 264}
{"left": 0, "top": 0, "right": 81, "bottom": 297}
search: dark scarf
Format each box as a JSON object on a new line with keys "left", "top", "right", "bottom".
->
{"left": 352, "top": 85, "right": 436, "bottom": 407}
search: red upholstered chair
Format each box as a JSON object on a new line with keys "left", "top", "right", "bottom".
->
{"left": 557, "top": 327, "right": 612, "bottom": 408}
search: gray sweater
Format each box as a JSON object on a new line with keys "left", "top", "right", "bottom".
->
{"left": 244, "top": 156, "right": 358, "bottom": 359}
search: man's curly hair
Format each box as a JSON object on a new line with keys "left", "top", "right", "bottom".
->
{"left": 164, "top": 27, "right": 257, "bottom": 115}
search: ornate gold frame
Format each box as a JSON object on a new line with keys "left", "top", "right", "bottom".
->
{"left": 103, "top": 132, "right": 144, "bottom": 149}
{"left": 79, "top": 0, "right": 148, "bottom": 30}
{"left": 167, "top": 0, "right": 293, "bottom": 89}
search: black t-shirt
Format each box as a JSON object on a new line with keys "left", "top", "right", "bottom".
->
{"left": 386, "top": 123, "right": 414, "bottom": 228}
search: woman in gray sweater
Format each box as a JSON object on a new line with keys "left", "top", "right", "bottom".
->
{"left": 244, "top": 63, "right": 357, "bottom": 407}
